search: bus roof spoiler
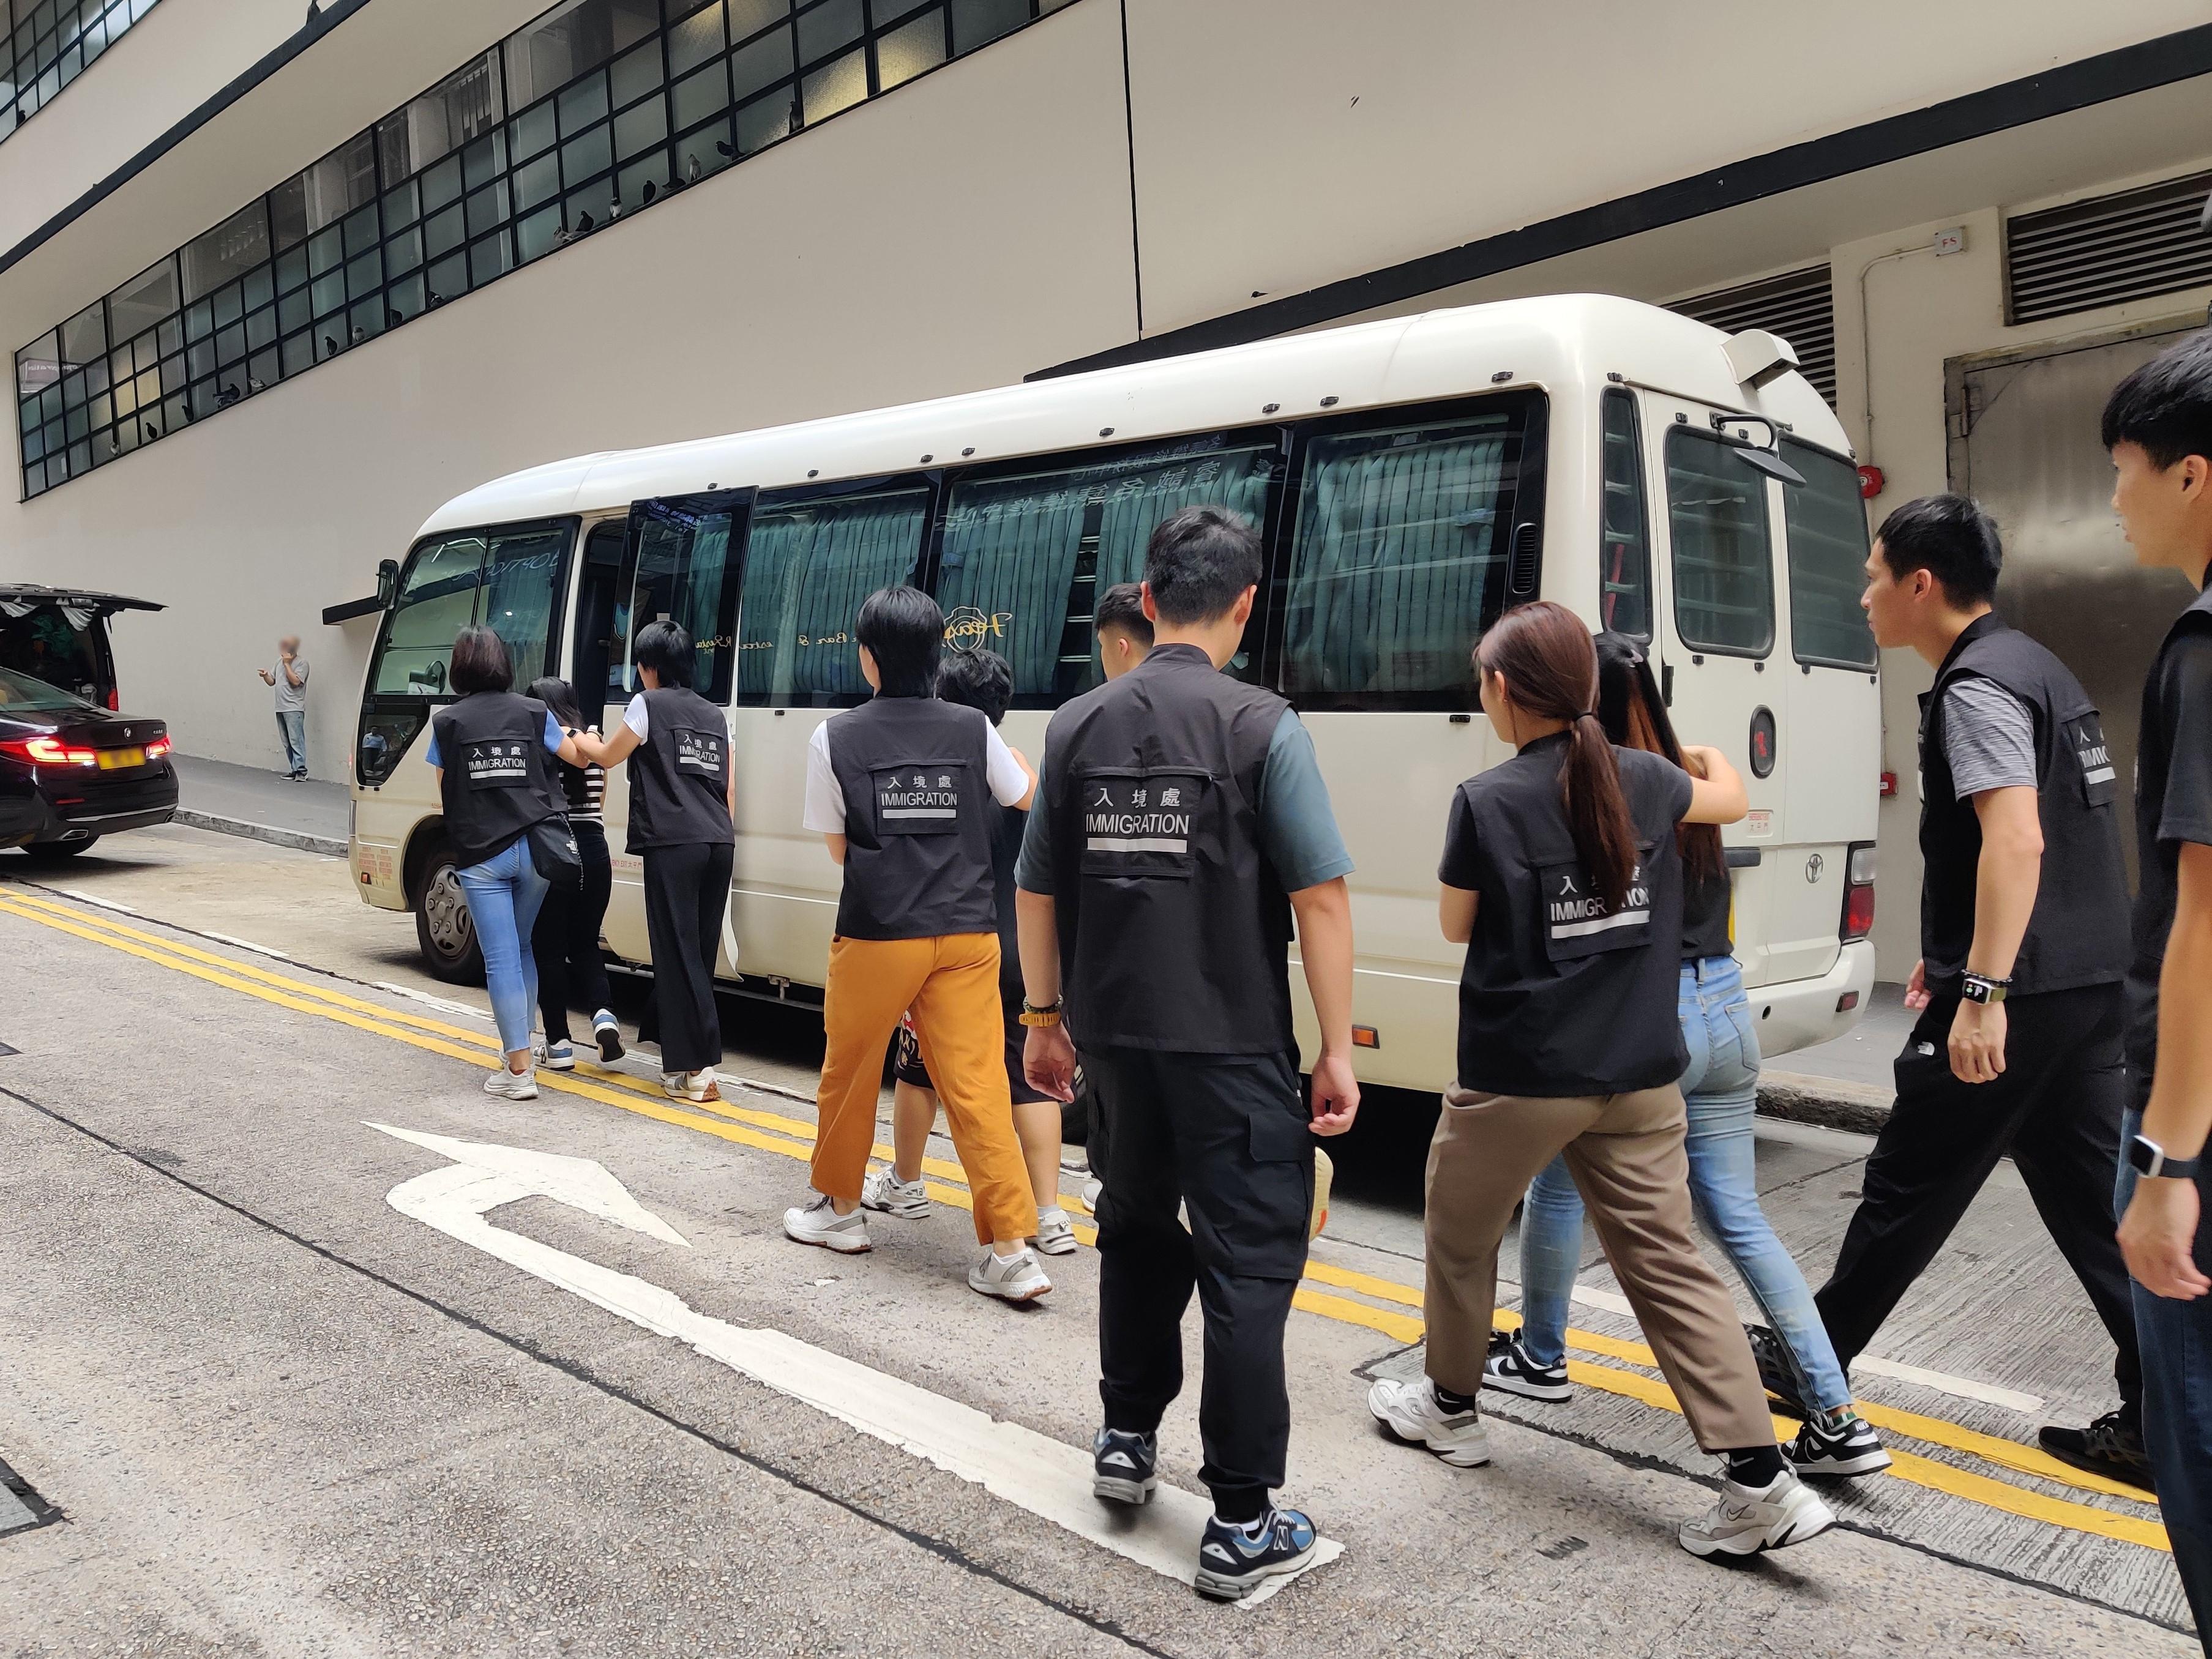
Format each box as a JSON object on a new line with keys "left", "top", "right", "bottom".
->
{"left": 1722, "top": 329, "right": 1800, "bottom": 390}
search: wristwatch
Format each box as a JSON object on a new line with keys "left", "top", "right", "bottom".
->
{"left": 1018, "top": 998, "right": 1063, "bottom": 1029}
{"left": 1960, "top": 972, "right": 2012, "bottom": 1005}
{"left": 2129, "top": 1133, "right": 2205, "bottom": 1180}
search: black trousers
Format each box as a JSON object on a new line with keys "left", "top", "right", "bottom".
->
{"left": 1815, "top": 982, "right": 2142, "bottom": 1417}
{"left": 1085, "top": 1043, "right": 1312, "bottom": 1519}
{"left": 640, "top": 840, "right": 733, "bottom": 1075}
{"left": 531, "top": 819, "right": 614, "bottom": 1043}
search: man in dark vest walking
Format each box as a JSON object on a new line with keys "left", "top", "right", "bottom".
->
{"left": 1792, "top": 493, "right": 2145, "bottom": 1488}
{"left": 1015, "top": 505, "right": 1360, "bottom": 1600}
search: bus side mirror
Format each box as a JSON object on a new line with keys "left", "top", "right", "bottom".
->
{"left": 375, "top": 558, "right": 400, "bottom": 608}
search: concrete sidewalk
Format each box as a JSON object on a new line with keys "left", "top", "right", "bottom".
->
{"left": 1761, "top": 980, "right": 1913, "bottom": 1128}
{"left": 171, "top": 754, "right": 348, "bottom": 856}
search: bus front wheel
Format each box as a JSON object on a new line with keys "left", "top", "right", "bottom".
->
{"left": 414, "top": 841, "right": 485, "bottom": 985}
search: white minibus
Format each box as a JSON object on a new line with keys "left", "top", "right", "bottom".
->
{"left": 349, "top": 293, "right": 1880, "bottom": 1092}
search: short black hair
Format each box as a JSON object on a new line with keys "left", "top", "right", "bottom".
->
{"left": 1873, "top": 493, "right": 2002, "bottom": 608}
{"left": 633, "top": 619, "right": 694, "bottom": 688}
{"left": 1094, "top": 581, "right": 1153, "bottom": 644}
{"left": 936, "top": 646, "right": 1012, "bottom": 725}
{"left": 449, "top": 625, "right": 514, "bottom": 694}
{"left": 857, "top": 585, "right": 942, "bottom": 698}
{"left": 1143, "top": 505, "right": 1261, "bottom": 625}
{"left": 2102, "top": 330, "right": 2212, "bottom": 471}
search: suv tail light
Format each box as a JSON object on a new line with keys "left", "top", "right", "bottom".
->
{"left": 1840, "top": 841, "right": 1877, "bottom": 941}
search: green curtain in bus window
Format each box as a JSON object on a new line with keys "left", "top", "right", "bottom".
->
{"left": 738, "top": 485, "right": 928, "bottom": 703}
{"left": 626, "top": 504, "right": 740, "bottom": 701}
{"left": 479, "top": 526, "right": 570, "bottom": 689}
{"left": 1667, "top": 430, "right": 1776, "bottom": 656}
{"left": 374, "top": 534, "right": 486, "bottom": 694}
{"left": 1282, "top": 416, "right": 1514, "bottom": 703}
{"left": 1781, "top": 442, "right": 1877, "bottom": 669}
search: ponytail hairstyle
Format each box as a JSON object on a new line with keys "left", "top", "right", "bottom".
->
{"left": 1475, "top": 602, "right": 1640, "bottom": 908}
{"left": 1593, "top": 632, "right": 1723, "bottom": 886}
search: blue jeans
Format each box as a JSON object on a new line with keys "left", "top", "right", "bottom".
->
{"left": 456, "top": 839, "right": 549, "bottom": 1057}
{"left": 1519, "top": 955, "right": 1855, "bottom": 1414}
{"left": 2118, "top": 1106, "right": 2212, "bottom": 1641}
{"left": 275, "top": 709, "right": 307, "bottom": 776}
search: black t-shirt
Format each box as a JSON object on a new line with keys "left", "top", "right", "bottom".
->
{"left": 1681, "top": 857, "right": 1732, "bottom": 961}
{"left": 989, "top": 799, "right": 1026, "bottom": 1011}
{"left": 2126, "top": 595, "right": 2212, "bottom": 1105}
{"left": 1440, "top": 734, "right": 1695, "bottom": 1097}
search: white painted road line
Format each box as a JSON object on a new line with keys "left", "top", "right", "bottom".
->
{"left": 371, "top": 982, "right": 493, "bottom": 1020}
{"left": 203, "top": 931, "right": 294, "bottom": 963}
{"left": 369, "top": 1123, "right": 1342, "bottom": 1605}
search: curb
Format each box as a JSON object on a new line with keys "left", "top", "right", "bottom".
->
{"left": 1757, "top": 1068, "right": 1894, "bottom": 1134}
{"left": 173, "top": 807, "right": 346, "bottom": 859}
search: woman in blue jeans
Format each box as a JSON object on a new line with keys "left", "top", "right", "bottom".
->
{"left": 1484, "top": 633, "right": 1891, "bottom": 1479}
{"left": 425, "top": 625, "right": 591, "bottom": 1100}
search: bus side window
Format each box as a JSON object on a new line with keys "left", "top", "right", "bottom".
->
{"left": 735, "top": 482, "right": 930, "bottom": 706}
{"left": 1599, "top": 389, "right": 1652, "bottom": 639}
{"left": 622, "top": 498, "right": 745, "bottom": 703}
{"left": 1780, "top": 441, "right": 1878, "bottom": 670}
{"left": 1665, "top": 427, "right": 1776, "bottom": 657}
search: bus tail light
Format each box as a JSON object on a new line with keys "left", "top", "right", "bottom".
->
{"left": 1840, "top": 841, "right": 1877, "bottom": 941}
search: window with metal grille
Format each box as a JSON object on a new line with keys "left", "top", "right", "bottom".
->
{"left": 1667, "top": 266, "right": 1836, "bottom": 407}
{"left": 2005, "top": 171, "right": 2212, "bottom": 326}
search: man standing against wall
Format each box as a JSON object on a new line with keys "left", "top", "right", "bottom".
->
{"left": 258, "top": 635, "right": 310, "bottom": 780}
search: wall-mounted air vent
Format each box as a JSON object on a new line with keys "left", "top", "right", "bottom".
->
{"left": 2006, "top": 170, "right": 2212, "bottom": 326}
{"left": 1668, "top": 266, "right": 1836, "bottom": 407}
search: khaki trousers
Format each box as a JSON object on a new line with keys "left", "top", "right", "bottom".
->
{"left": 1424, "top": 1081, "right": 1776, "bottom": 1451}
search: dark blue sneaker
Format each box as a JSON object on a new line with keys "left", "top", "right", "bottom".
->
{"left": 1092, "top": 1427, "right": 1157, "bottom": 1505}
{"left": 1745, "top": 1324, "right": 1811, "bottom": 1418}
{"left": 1194, "top": 1507, "right": 1318, "bottom": 1601}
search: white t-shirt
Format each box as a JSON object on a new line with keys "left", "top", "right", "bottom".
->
{"left": 622, "top": 693, "right": 650, "bottom": 739}
{"left": 802, "top": 712, "right": 1029, "bottom": 833}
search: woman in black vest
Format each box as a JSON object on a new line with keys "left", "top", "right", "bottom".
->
{"left": 1366, "top": 601, "right": 1835, "bottom": 1560}
{"left": 575, "top": 621, "right": 736, "bottom": 1104}
{"left": 425, "top": 625, "right": 589, "bottom": 1100}
{"left": 526, "top": 676, "right": 621, "bottom": 1071}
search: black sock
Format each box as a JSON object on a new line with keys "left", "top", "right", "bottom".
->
{"left": 1433, "top": 1382, "right": 1480, "bottom": 1414}
{"left": 1214, "top": 1490, "right": 1269, "bottom": 1526}
{"left": 1724, "top": 1444, "right": 1787, "bottom": 1486}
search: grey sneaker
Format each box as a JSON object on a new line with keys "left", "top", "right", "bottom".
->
{"left": 968, "top": 1245, "right": 1052, "bottom": 1302}
{"left": 663, "top": 1068, "right": 721, "bottom": 1104}
{"left": 1092, "top": 1427, "right": 1157, "bottom": 1505}
{"left": 533, "top": 1039, "right": 576, "bottom": 1072}
{"left": 860, "top": 1168, "right": 932, "bottom": 1218}
{"left": 1366, "top": 1378, "right": 1491, "bottom": 1467}
{"left": 482, "top": 1066, "right": 538, "bottom": 1100}
{"left": 1032, "top": 1206, "right": 1079, "bottom": 1256}
{"left": 782, "top": 1193, "right": 871, "bottom": 1254}
{"left": 1678, "top": 1469, "right": 1836, "bottom": 1558}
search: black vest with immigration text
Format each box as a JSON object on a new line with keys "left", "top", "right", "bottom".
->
{"left": 1918, "top": 614, "right": 2128, "bottom": 996}
{"left": 432, "top": 692, "right": 563, "bottom": 868}
{"left": 1042, "top": 643, "right": 1292, "bottom": 1054}
{"left": 624, "top": 686, "right": 734, "bottom": 854}
{"left": 826, "top": 695, "right": 999, "bottom": 941}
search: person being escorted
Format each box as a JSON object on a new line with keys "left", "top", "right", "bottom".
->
{"left": 526, "top": 676, "right": 624, "bottom": 1070}
{"left": 1367, "top": 600, "right": 1836, "bottom": 1560}
{"left": 573, "top": 622, "right": 735, "bottom": 1104}
{"left": 2103, "top": 330, "right": 2212, "bottom": 1639}
{"left": 258, "top": 635, "right": 310, "bottom": 780}
{"left": 791, "top": 587, "right": 1050, "bottom": 1302}
{"left": 425, "top": 627, "right": 592, "bottom": 1100}
{"left": 1017, "top": 505, "right": 1360, "bottom": 1601}
{"left": 1491, "top": 632, "right": 1889, "bottom": 1480}
{"left": 1093, "top": 581, "right": 1154, "bottom": 680}
{"left": 1814, "top": 494, "right": 2145, "bottom": 1488}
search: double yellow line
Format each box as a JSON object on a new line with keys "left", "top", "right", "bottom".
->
{"left": 0, "top": 883, "right": 2168, "bottom": 1553}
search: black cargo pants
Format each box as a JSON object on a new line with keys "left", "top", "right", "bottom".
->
{"left": 1084, "top": 1043, "right": 1313, "bottom": 1521}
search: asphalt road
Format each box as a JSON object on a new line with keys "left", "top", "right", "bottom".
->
{"left": 0, "top": 826, "right": 2194, "bottom": 1657}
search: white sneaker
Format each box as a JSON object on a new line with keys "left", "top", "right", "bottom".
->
{"left": 860, "top": 1168, "right": 932, "bottom": 1218}
{"left": 1082, "top": 1176, "right": 1103, "bottom": 1210}
{"left": 1678, "top": 1469, "right": 1836, "bottom": 1558}
{"left": 969, "top": 1245, "right": 1052, "bottom": 1302}
{"left": 663, "top": 1068, "right": 720, "bottom": 1103}
{"left": 782, "top": 1192, "right": 871, "bottom": 1253}
{"left": 482, "top": 1066, "right": 538, "bottom": 1100}
{"left": 533, "top": 1039, "right": 575, "bottom": 1072}
{"left": 1031, "top": 1206, "right": 1079, "bottom": 1256}
{"left": 1366, "top": 1377, "right": 1492, "bottom": 1467}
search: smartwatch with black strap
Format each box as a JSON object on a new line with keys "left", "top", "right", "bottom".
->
{"left": 2129, "top": 1134, "right": 2205, "bottom": 1180}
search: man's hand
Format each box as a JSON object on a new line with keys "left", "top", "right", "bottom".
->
{"left": 1904, "top": 959, "right": 1930, "bottom": 1010}
{"left": 1948, "top": 997, "right": 2006, "bottom": 1084}
{"left": 1023, "top": 1023, "right": 1077, "bottom": 1104}
{"left": 257, "top": 668, "right": 275, "bottom": 685}
{"left": 2120, "top": 1177, "right": 2211, "bottom": 1299}
{"left": 1308, "top": 1050, "right": 1359, "bottom": 1136}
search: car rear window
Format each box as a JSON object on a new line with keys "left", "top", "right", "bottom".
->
{"left": 0, "top": 663, "right": 94, "bottom": 712}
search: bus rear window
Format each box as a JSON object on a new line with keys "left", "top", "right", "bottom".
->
{"left": 1781, "top": 441, "right": 1878, "bottom": 669}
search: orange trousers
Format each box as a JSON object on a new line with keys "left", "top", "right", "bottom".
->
{"left": 812, "top": 932, "right": 1037, "bottom": 1247}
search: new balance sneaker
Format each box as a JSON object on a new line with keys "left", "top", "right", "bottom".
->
{"left": 1787, "top": 1412, "right": 1892, "bottom": 1478}
{"left": 592, "top": 1010, "right": 624, "bottom": 1064}
{"left": 1678, "top": 1469, "right": 1836, "bottom": 1558}
{"left": 2038, "top": 1412, "right": 2153, "bottom": 1494}
{"left": 782, "top": 1192, "right": 871, "bottom": 1253}
{"left": 534, "top": 1039, "right": 576, "bottom": 1072}
{"left": 1744, "top": 1323, "right": 1812, "bottom": 1418}
{"left": 482, "top": 1066, "right": 538, "bottom": 1100}
{"left": 1194, "top": 1507, "right": 1320, "bottom": 1602}
{"left": 1092, "top": 1427, "right": 1157, "bottom": 1505}
{"left": 663, "top": 1068, "right": 721, "bottom": 1104}
{"left": 859, "top": 1168, "right": 932, "bottom": 1218}
{"left": 1032, "top": 1206, "right": 1079, "bottom": 1256}
{"left": 968, "top": 1245, "right": 1052, "bottom": 1302}
{"left": 1482, "top": 1327, "right": 1571, "bottom": 1403}
{"left": 1366, "top": 1377, "right": 1492, "bottom": 1467}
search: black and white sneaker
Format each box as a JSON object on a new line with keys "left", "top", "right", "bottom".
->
{"left": 1194, "top": 1507, "right": 1319, "bottom": 1601}
{"left": 1092, "top": 1427, "right": 1157, "bottom": 1505}
{"left": 1482, "top": 1327, "right": 1571, "bottom": 1403}
{"left": 1787, "top": 1412, "right": 1893, "bottom": 1478}
{"left": 592, "top": 1008, "right": 624, "bottom": 1064}
{"left": 1744, "top": 1323, "right": 1812, "bottom": 1418}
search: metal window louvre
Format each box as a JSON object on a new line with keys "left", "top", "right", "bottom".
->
{"left": 2006, "top": 170, "right": 2212, "bottom": 326}
{"left": 1667, "top": 266, "right": 1836, "bottom": 408}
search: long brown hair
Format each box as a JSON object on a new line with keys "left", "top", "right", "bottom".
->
{"left": 1476, "top": 602, "right": 1640, "bottom": 906}
{"left": 1594, "top": 632, "right": 1724, "bottom": 885}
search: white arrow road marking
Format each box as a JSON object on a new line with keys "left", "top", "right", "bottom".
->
{"left": 369, "top": 1122, "right": 1341, "bottom": 1605}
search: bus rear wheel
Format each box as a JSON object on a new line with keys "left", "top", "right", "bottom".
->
{"left": 414, "top": 841, "right": 484, "bottom": 985}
